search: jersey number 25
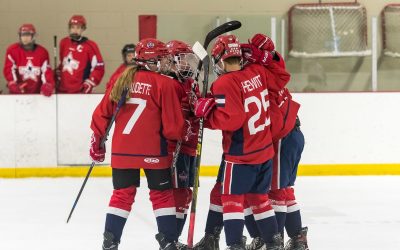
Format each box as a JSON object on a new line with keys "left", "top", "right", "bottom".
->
{"left": 244, "top": 89, "right": 271, "bottom": 135}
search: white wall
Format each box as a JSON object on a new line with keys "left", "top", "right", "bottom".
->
{"left": 0, "top": 93, "right": 399, "bottom": 168}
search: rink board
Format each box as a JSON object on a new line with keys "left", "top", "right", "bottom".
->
{"left": 1, "top": 93, "right": 400, "bottom": 177}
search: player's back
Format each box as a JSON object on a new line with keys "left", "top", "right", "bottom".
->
{"left": 111, "top": 70, "right": 184, "bottom": 169}
{"left": 209, "top": 63, "right": 274, "bottom": 165}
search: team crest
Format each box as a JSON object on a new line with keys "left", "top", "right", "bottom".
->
{"left": 146, "top": 42, "right": 155, "bottom": 48}
{"left": 18, "top": 59, "right": 40, "bottom": 81}
{"left": 178, "top": 171, "right": 188, "bottom": 182}
{"left": 62, "top": 52, "right": 80, "bottom": 75}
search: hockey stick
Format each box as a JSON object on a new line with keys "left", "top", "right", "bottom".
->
{"left": 66, "top": 88, "right": 129, "bottom": 223}
{"left": 53, "top": 35, "right": 59, "bottom": 91}
{"left": 193, "top": 20, "right": 242, "bottom": 83}
{"left": 187, "top": 20, "right": 242, "bottom": 248}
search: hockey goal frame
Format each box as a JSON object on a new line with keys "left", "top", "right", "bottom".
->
{"left": 381, "top": 4, "right": 400, "bottom": 57}
{"left": 288, "top": 2, "right": 370, "bottom": 58}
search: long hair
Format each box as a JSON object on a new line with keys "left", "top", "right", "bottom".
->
{"left": 110, "top": 65, "right": 138, "bottom": 103}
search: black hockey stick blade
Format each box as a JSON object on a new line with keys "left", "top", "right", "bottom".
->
{"left": 204, "top": 20, "right": 241, "bottom": 48}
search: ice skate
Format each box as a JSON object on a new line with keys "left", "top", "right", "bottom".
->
{"left": 245, "top": 237, "right": 265, "bottom": 250}
{"left": 265, "top": 233, "right": 284, "bottom": 250}
{"left": 102, "top": 231, "right": 119, "bottom": 250}
{"left": 156, "top": 233, "right": 178, "bottom": 250}
{"left": 193, "top": 226, "right": 222, "bottom": 250}
{"left": 284, "top": 227, "right": 308, "bottom": 250}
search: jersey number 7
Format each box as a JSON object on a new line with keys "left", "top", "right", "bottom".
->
{"left": 122, "top": 98, "right": 147, "bottom": 134}
{"left": 244, "top": 89, "right": 271, "bottom": 135}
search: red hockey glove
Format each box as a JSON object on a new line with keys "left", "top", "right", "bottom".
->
{"left": 40, "top": 83, "right": 54, "bottom": 97}
{"left": 249, "top": 33, "right": 275, "bottom": 52}
{"left": 7, "top": 81, "right": 23, "bottom": 94}
{"left": 82, "top": 79, "right": 96, "bottom": 94}
{"left": 241, "top": 44, "right": 273, "bottom": 66}
{"left": 90, "top": 133, "right": 105, "bottom": 162}
{"left": 194, "top": 98, "right": 216, "bottom": 119}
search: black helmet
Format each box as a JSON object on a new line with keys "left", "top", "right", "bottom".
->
{"left": 122, "top": 44, "right": 135, "bottom": 56}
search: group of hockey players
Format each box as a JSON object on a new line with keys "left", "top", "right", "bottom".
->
{"left": 2, "top": 15, "right": 104, "bottom": 95}
{"left": 0, "top": 11, "right": 309, "bottom": 250}
{"left": 87, "top": 21, "right": 309, "bottom": 250}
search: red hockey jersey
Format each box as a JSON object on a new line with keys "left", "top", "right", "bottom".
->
{"left": 58, "top": 37, "right": 104, "bottom": 93}
{"left": 105, "top": 64, "right": 127, "bottom": 90}
{"left": 91, "top": 70, "right": 184, "bottom": 169}
{"left": 3, "top": 43, "right": 54, "bottom": 94}
{"left": 168, "top": 78, "right": 200, "bottom": 156}
{"left": 265, "top": 53, "right": 300, "bottom": 141}
{"left": 208, "top": 63, "right": 290, "bottom": 164}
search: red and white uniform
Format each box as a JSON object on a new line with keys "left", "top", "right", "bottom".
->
{"left": 168, "top": 78, "right": 199, "bottom": 156}
{"left": 58, "top": 37, "right": 104, "bottom": 93}
{"left": 267, "top": 53, "right": 300, "bottom": 142}
{"left": 91, "top": 70, "right": 184, "bottom": 169}
{"left": 105, "top": 64, "right": 127, "bottom": 90}
{"left": 3, "top": 43, "right": 54, "bottom": 93}
{"left": 208, "top": 63, "right": 290, "bottom": 164}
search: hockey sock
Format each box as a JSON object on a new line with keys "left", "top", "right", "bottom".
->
{"left": 221, "top": 194, "right": 245, "bottom": 246}
{"left": 246, "top": 193, "right": 278, "bottom": 244}
{"left": 269, "top": 189, "right": 287, "bottom": 235}
{"left": 173, "top": 188, "right": 192, "bottom": 236}
{"left": 285, "top": 187, "right": 302, "bottom": 238}
{"left": 205, "top": 182, "right": 224, "bottom": 235}
{"left": 150, "top": 189, "right": 178, "bottom": 242}
{"left": 244, "top": 201, "right": 260, "bottom": 238}
{"left": 105, "top": 186, "right": 136, "bottom": 242}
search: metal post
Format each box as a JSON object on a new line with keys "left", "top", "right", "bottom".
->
{"left": 372, "top": 16, "right": 378, "bottom": 92}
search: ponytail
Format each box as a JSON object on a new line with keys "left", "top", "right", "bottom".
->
{"left": 110, "top": 65, "right": 138, "bottom": 103}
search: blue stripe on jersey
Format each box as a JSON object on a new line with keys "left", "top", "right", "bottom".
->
{"left": 227, "top": 142, "right": 273, "bottom": 157}
{"left": 215, "top": 94, "right": 226, "bottom": 108}
{"left": 83, "top": 61, "right": 91, "bottom": 82}
{"left": 228, "top": 128, "right": 244, "bottom": 156}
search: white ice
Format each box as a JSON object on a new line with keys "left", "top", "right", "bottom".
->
{"left": 1, "top": 176, "right": 400, "bottom": 250}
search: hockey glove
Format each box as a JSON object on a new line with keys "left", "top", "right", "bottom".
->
{"left": 249, "top": 33, "right": 275, "bottom": 52}
{"left": 7, "top": 81, "right": 23, "bottom": 94}
{"left": 82, "top": 79, "right": 96, "bottom": 94}
{"left": 194, "top": 98, "right": 216, "bottom": 119}
{"left": 40, "top": 83, "right": 54, "bottom": 97}
{"left": 90, "top": 133, "right": 105, "bottom": 163}
{"left": 241, "top": 44, "right": 273, "bottom": 66}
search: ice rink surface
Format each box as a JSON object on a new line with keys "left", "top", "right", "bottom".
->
{"left": 1, "top": 176, "right": 400, "bottom": 250}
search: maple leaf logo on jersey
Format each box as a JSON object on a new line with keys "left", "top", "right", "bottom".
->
{"left": 18, "top": 59, "right": 40, "bottom": 81}
{"left": 62, "top": 52, "right": 80, "bottom": 75}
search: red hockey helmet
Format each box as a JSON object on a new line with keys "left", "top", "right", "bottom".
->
{"left": 211, "top": 35, "right": 242, "bottom": 75}
{"left": 69, "top": 15, "right": 87, "bottom": 28}
{"left": 211, "top": 34, "right": 242, "bottom": 64}
{"left": 166, "top": 40, "right": 198, "bottom": 80}
{"left": 135, "top": 38, "right": 171, "bottom": 72}
{"left": 166, "top": 40, "right": 193, "bottom": 55}
{"left": 18, "top": 24, "right": 36, "bottom": 35}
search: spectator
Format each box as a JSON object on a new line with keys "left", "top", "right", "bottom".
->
{"left": 3, "top": 23, "right": 54, "bottom": 96}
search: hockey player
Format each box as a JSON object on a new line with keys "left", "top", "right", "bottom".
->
{"left": 57, "top": 15, "right": 104, "bottom": 93}
{"left": 105, "top": 43, "right": 136, "bottom": 90}
{"left": 3, "top": 24, "right": 54, "bottom": 96}
{"left": 165, "top": 40, "right": 200, "bottom": 248}
{"left": 90, "top": 38, "right": 185, "bottom": 250}
{"left": 193, "top": 35, "right": 290, "bottom": 250}
{"left": 241, "top": 34, "right": 308, "bottom": 250}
